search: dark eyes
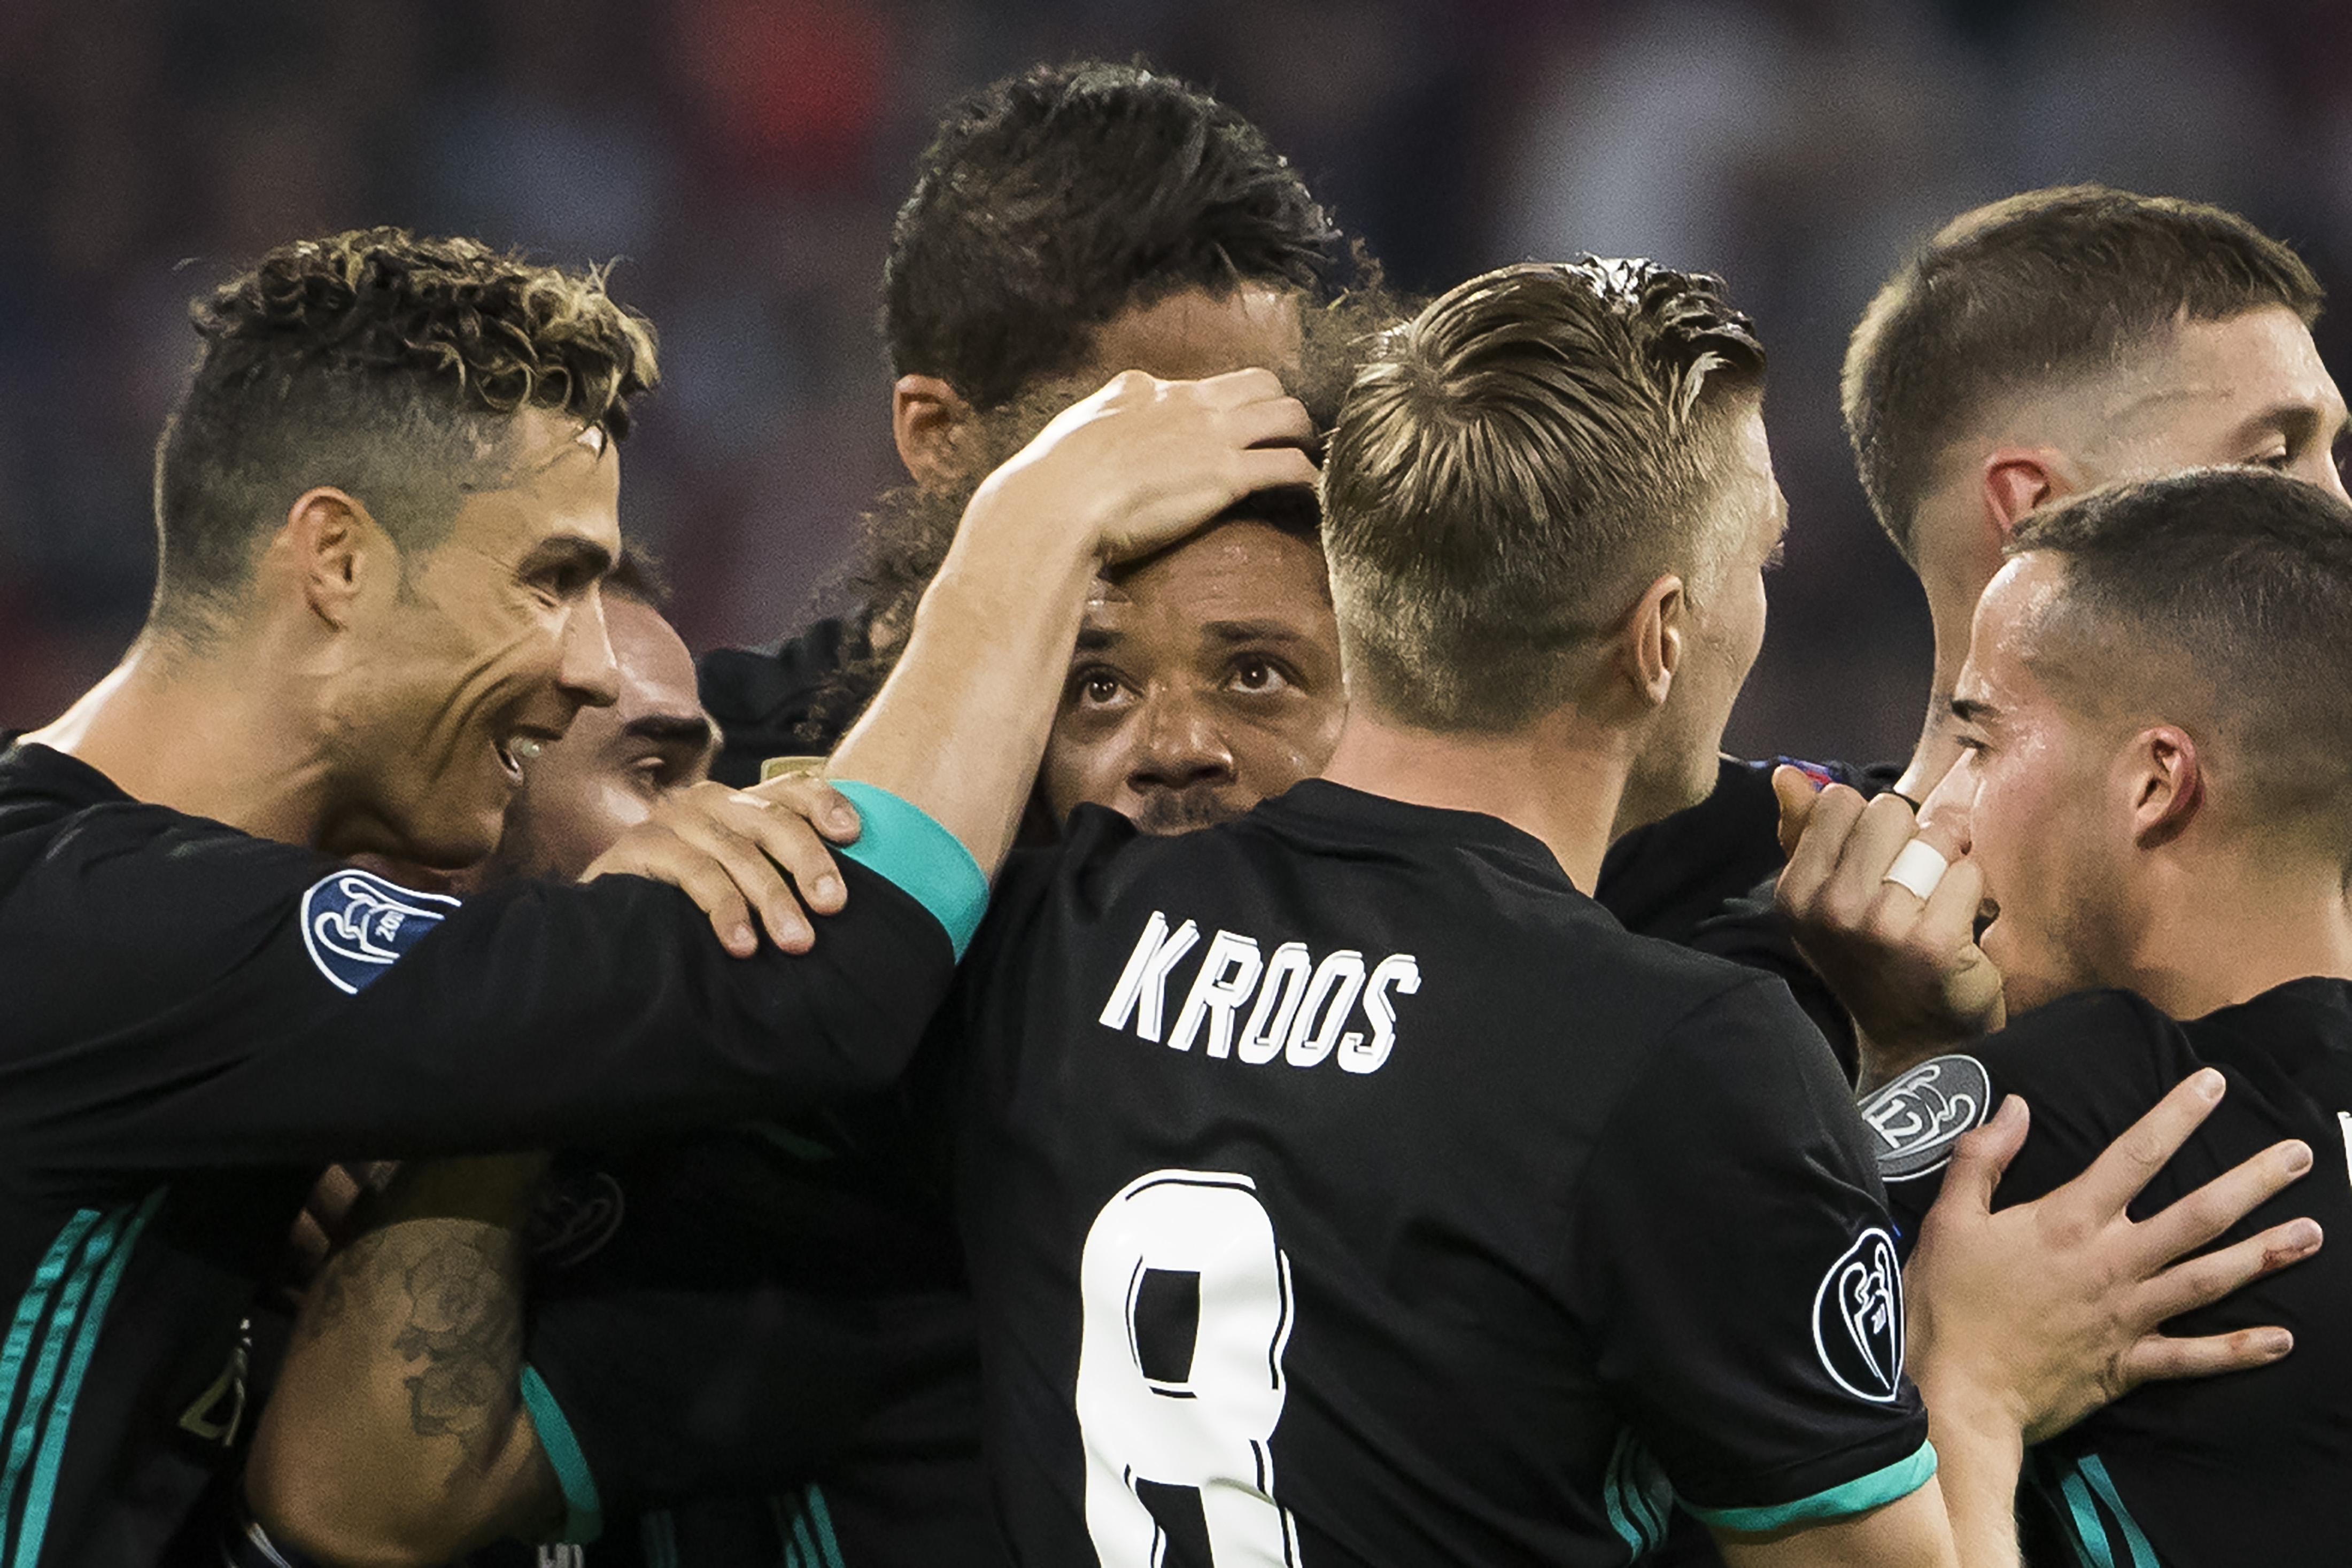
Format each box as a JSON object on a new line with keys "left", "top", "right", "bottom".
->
{"left": 1229, "top": 656, "right": 1288, "bottom": 694}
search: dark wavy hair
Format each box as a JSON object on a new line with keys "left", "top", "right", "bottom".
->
{"left": 151, "top": 227, "right": 659, "bottom": 635}
{"left": 883, "top": 59, "right": 1350, "bottom": 412}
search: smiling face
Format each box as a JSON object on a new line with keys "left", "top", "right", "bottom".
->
{"left": 330, "top": 410, "right": 624, "bottom": 867}
{"left": 478, "top": 595, "right": 717, "bottom": 883}
{"left": 2095, "top": 306, "right": 2351, "bottom": 498}
{"left": 1922, "top": 553, "right": 2137, "bottom": 1013}
{"left": 1041, "top": 517, "right": 1343, "bottom": 834}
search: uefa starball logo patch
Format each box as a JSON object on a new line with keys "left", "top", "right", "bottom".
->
{"left": 299, "top": 870, "right": 460, "bottom": 995}
{"left": 1813, "top": 1229, "right": 1905, "bottom": 1403}
{"left": 1858, "top": 1054, "right": 1993, "bottom": 1182}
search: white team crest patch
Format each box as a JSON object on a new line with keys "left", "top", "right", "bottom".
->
{"left": 1858, "top": 1055, "right": 1992, "bottom": 1181}
{"left": 299, "top": 871, "right": 460, "bottom": 995}
{"left": 1813, "top": 1229, "right": 1905, "bottom": 1403}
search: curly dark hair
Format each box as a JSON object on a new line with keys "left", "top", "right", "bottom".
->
{"left": 151, "top": 227, "right": 659, "bottom": 635}
{"left": 882, "top": 59, "right": 1351, "bottom": 413}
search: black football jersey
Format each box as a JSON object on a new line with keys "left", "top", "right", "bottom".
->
{"left": 0, "top": 738, "right": 979, "bottom": 1567}
{"left": 1865, "top": 980, "right": 2352, "bottom": 1567}
{"left": 945, "top": 780, "right": 1932, "bottom": 1566}
{"left": 699, "top": 616, "right": 868, "bottom": 788}
{"left": 512, "top": 1124, "right": 1002, "bottom": 1564}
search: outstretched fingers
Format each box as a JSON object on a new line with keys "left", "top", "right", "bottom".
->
{"left": 2057, "top": 1068, "right": 2229, "bottom": 1222}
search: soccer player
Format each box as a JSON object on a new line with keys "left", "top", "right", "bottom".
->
{"left": 1848, "top": 467, "right": 2350, "bottom": 1565}
{"left": 698, "top": 59, "right": 1354, "bottom": 778}
{"left": 943, "top": 261, "right": 2320, "bottom": 1566}
{"left": 460, "top": 555, "right": 720, "bottom": 887}
{"left": 0, "top": 222, "right": 1308, "bottom": 1564}
{"left": 255, "top": 265, "right": 2315, "bottom": 1568}
{"left": 1779, "top": 186, "right": 2352, "bottom": 1080}
{"left": 246, "top": 491, "right": 1345, "bottom": 1566}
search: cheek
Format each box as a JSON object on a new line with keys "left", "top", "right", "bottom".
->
{"left": 1040, "top": 728, "right": 1119, "bottom": 818}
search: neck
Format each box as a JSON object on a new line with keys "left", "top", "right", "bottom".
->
{"left": 2120, "top": 853, "right": 2352, "bottom": 1019}
{"left": 1318, "top": 703, "right": 1630, "bottom": 892}
{"left": 23, "top": 625, "right": 337, "bottom": 848}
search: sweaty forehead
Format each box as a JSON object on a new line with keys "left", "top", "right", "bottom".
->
{"left": 1085, "top": 519, "right": 1334, "bottom": 633}
{"left": 2097, "top": 306, "right": 2338, "bottom": 446}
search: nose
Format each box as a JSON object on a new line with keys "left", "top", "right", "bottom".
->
{"left": 560, "top": 589, "right": 621, "bottom": 710}
{"left": 2310, "top": 448, "right": 2351, "bottom": 506}
{"left": 1127, "top": 687, "right": 1235, "bottom": 793}
{"left": 1914, "top": 762, "right": 1975, "bottom": 859}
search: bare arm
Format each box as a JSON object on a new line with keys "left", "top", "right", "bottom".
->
{"left": 247, "top": 1156, "right": 560, "bottom": 1567}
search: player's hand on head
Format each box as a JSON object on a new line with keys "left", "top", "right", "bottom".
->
{"left": 1904, "top": 1070, "right": 2320, "bottom": 1447}
{"left": 970, "top": 368, "right": 1316, "bottom": 564}
{"left": 582, "top": 775, "right": 860, "bottom": 958}
{"left": 1772, "top": 771, "right": 2003, "bottom": 1086}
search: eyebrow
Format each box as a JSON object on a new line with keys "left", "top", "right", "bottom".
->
{"left": 1201, "top": 619, "right": 1320, "bottom": 647}
{"left": 1948, "top": 697, "right": 1999, "bottom": 727}
{"left": 624, "top": 713, "right": 720, "bottom": 753}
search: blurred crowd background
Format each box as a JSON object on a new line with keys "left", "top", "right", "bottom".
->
{"left": 4, "top": 0, "right": 2349, "bottom": 765}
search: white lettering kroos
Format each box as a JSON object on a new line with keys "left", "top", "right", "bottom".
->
{"left": 1098, "top": 910, "right": 1419, "bottom": 1074}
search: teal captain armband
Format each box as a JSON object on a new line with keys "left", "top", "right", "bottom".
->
{"left": 1686, "top": 1440, "right": 1937, "bottom": 1533}
{"left": 827, "top": 780, "right": 989, "bottom": 960}
{"left": 520, "top": 1365, "right": 603, "bottom": 1544}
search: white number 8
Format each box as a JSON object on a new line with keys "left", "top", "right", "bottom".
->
{"left": 1077, "top": 1170, "right": 1303, "bottom": 1565}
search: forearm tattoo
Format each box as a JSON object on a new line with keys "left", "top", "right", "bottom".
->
{"left": 303, "top": 1223, "right": 526, "bottom": 1478}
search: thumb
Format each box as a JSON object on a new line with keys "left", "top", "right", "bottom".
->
{"left": 1773, "top": 764, "right": 1823, "bottom": 858}
{"left": 1940, "top": 1093, "right": 2028, "bottom": 1217}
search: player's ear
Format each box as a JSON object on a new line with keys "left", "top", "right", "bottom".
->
{"left": 2125, "top": 723, "right": 2202, "bottom": 849}
{"left": 1613, "top": 573, "right": 1684, "bottom": 711}
{"left": 892, "top": 375, "right": 976, "bottom": 490}
{"left": 1981, "top": 448, "right": 2074, "bottom": 541}
{"left": 278, "top": 487, "right": 387, "bottom": 632}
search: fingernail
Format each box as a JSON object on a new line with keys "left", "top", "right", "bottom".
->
{"left": 2256, "top": 1328, "right": 2294, "bottom": 1356}
{"left": 1995, "top": 1093, "right": 2026, "bottom": 1125}
{"left": 815, "top": 874, "right": 842, "bottom": 903}
{"left": 830, "top": 806, "right": 858, "bottom": 833}
{"left": 2195, "top": 1068, "right": 2226, "bottom": 1100}
{"left": 731, "top": 923, "right": 755, "bottom": 951}
{"left": 2290, "top": 1218, "right": 2323, "bottom": 1249}
{"left": 2285, "top": 1142, "right": 2314, "bottom": 1175}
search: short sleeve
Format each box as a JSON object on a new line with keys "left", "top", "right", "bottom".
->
{"left": 1560, "top": 976, "right": 1933, "bottom": 1528}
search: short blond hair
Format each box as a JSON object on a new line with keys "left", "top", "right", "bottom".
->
{"left": 1320, "top": 259, "right": 1764, "bottom": 732}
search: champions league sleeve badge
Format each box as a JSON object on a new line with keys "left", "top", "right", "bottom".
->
{"left": 1812, "top": 1228, "right": 1905, "bottom": 1403}
{"left": 299, "top": 870, "right": 461, "bottom": 995}
{"left": 1856, "top": 1054, "right": 1993, "bottom": 1182}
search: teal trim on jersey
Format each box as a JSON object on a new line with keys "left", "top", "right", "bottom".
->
{"left": 1603, "top": 1430, "right": 1672, "bottom": 1559}
{"left": 802, "top": 1485, "right": 845, "bottom": 1568}
{"left": 1687, "top": 1440, "right": 1937, "bottom": 1533}
{"left": 638, "top": 1510, "right": 678, "bottom": 1568}
{"left": 2053, "top": 1455, "right": 2158, "bottom": 1568}
{"left": 16, "top": 1187, "right": 163, "bottom": 1568}
{"left": 0, "top": 1211, "right": 100, "bottom": 1451}
{"left": 0, "top": 1209, "right": 123, "bottom": 1550}
{"left": 829, "top": 781, "right": 988, "bottom": 960}
{"left": 520, "top": 1366, "right": 604, "bottom": 1544}
{"left": 2057, "top": 1466, "right": 2114, "bottom": 1568}
{"left": 2078, "top": 1458, "right": 2157, "bottom": 1568}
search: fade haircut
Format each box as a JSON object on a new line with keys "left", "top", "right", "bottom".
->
{"left": 1845, "top": 184, "right": 2322, "bottom": 565}
{"left": 1320, "top": 259, "right": 1766, "bottom": 733}
{"left": 883, "top": 59, "right": 1347, "bottom": 412}
{"left": 153, "top": 228, "right": 659, "bottom": 638}
{"left": 2008, "top": 466, "right": 2352, "bottom": 842}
